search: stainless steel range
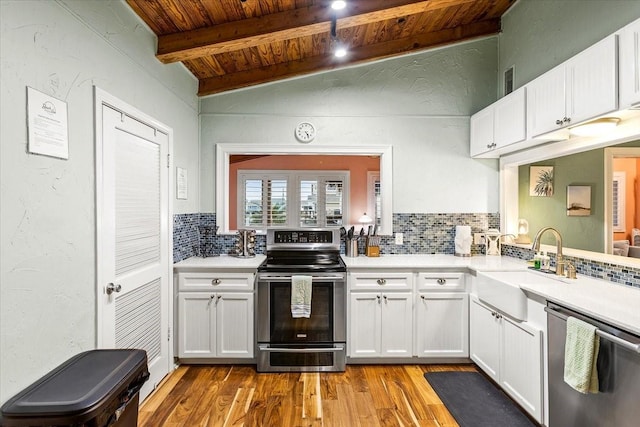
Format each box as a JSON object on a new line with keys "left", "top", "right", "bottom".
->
{"left": 256, "top": 228, "right": 347, "bottom": 372}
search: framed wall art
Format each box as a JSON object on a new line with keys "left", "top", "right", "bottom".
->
{"left": 529, "top": 166, "right": 554, "bottom": 197}
{"left": 566, "top": 185, "right": 591, "bottom": 216}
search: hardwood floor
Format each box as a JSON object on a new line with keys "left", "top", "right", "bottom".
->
{"left": 138, "top": 364, "right": 477, "bottom": 426}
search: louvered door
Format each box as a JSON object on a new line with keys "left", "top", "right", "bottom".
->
{"left": 97, "top": 95, "right": 171, "bottom": 402}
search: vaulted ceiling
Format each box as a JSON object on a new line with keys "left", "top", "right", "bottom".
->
{"left": 126, "top": 0, "right": 516, "bottom": 96}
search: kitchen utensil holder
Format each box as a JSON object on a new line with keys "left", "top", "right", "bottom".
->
{"left": 234, "top": 229, "right": 256, "bottom": 258}
{"left": 345, "top": 239, "right": 359, "bottom": 257}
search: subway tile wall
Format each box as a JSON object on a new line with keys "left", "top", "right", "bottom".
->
{"left": 173, "top": 212, "right": 639, "bottom": 287}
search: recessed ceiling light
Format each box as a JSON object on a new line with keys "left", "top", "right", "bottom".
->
{"left": 331, "top": 1, "right": 346, "bottom": 10}
{"left": 334, "top": 47, "right": 347, "bottom": 58}
{"left": 569, "top": 117, "right": 621, "bottom": 137}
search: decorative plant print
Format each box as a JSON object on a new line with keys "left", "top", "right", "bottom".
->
{"left": 530, "top": 166, "right": 554, "bottom": 197}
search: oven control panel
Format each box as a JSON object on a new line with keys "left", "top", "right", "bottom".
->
{"left": 273, "top": 230, "right": 334, "bottom": 244}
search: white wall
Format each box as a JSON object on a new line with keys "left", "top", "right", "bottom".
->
{"left": 200, "top": 38, "right": 500, "bottom": 214}
{"left": 0, "top": 0, "right": 199, "bottom": 402}
{"left": 499, "top": 0, "right": 640, "bottom": 92}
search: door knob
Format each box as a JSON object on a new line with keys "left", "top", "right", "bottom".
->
{"left": 106, "top": 283, "right": 122, "bottom": 295}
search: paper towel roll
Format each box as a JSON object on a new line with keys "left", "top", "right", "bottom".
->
{"left": 455, "top": 225, "right": 472, "bottom": 256}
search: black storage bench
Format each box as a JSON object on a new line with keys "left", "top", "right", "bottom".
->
{"left": 0, "top": 349, "right": 149, "bottom": 427}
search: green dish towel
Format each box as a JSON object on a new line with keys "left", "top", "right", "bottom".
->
{"left": 291, "top": 275, "right": 312, "bottom": 318}
{"left": 564, "top": 316, "right": 600, "bottom": 394}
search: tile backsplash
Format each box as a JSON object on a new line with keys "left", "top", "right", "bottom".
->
{"left": 174, "top": 212, "right": 639, "bottom": 288}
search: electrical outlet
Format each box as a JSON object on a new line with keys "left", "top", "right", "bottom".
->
{"left": 395, "top": 232, "right": 403, "bottom": 245}
{"left": 474, "top": 233, "right": 485, "bottom": 245}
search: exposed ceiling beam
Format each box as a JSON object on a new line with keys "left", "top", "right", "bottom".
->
{"left": 157, "top": 0, "right": 476, "bottom": 64}
{"left": 198, "top": 18, "right": 500, "bottom": 96}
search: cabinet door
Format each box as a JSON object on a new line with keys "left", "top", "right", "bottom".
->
{"left": 216, "top": 292, "right": 254, "bottom": 358}
{"left": 619, "top": 19, "right": 640, "bottom": 108}
{"left": 526, "top": 66, "right": 566, "bottom": 137}
{"left": 566, "top": 34, "right": 618, "bottom": 125}
{"left": 500, "top": 316, "right": 543, "bottom": 424}
{"left": 178, "top": 293, "right": 216, "bottom": 358}
{"left": 469, "top": 298, "right": 500, "bottom": 382}
{"left": 470, "top": 104, "right": 495, "bottom": 157}
{"left": 494, "top": 87, "right": 526, "bottom": 148}
{"left": 380, "top": 292, "right": 413, "bottom": 357}
{"left": 349, "top": 292, "right": 381, "bottom": 357}
{"left": 415, "top": 292, "right": 468, "bottom": 358}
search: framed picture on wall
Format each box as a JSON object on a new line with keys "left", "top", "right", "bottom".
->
{"left": 529, "top": 166, "right": 554, "bottom": 196}
{"left": 567, "top": 185, "right": 592, "bottom": 216}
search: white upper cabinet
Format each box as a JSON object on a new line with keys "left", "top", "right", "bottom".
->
{"left": 470, "top": 87, "right": 526, "bottom": 158}
{"left": 619, "top": 18, "right": 640, "bottom": 109}
{"left": 527, "top": 34, "right": 618, "bottom": 138}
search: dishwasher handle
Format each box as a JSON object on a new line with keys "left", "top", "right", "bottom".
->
{"left": 545, "top": 306, "right": 640, "bottom": 354}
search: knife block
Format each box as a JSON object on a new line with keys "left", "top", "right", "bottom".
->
{"left": 365, "top": 236, "right": 380, "bottom": 257}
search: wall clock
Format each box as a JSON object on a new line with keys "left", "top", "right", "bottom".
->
{"left": 295, "top": 122, "right": 316, "bottom": 143}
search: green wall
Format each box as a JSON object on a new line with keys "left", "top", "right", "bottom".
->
{"left": 519, "top": 140, "right": 640, "bottom": 252}
{"left": 519, "top": 150, "right": 605, "bottom": 252}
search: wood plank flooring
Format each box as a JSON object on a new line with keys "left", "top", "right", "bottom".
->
{"left": 138, "top": 364, "right": 477, "bottom": 426}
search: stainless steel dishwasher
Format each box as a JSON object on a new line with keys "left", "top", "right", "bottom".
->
{"left": 546, "top": 302, "right": 640, "bottom": 427}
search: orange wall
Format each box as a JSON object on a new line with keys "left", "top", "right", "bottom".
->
{"left": 613, "top": 158, "right": 638, "bottom": 242}
{"left": 229, "top": 155, "right": 380, "bottom": 229}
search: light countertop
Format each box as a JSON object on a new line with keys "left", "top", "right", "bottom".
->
{"left": 173, "top": 253, "right": 639, "bottom": 335}
{"left": 342, "top": 254, "right": 527, "bottom": 272}
{"left": 173, "top": 254, "right": 266, "bottom": 272}
{"left": 517, "top": 273, "right": 640, "bottom": 336}
{"left": 344, "top": 254, "right": 639, "bottom": 335}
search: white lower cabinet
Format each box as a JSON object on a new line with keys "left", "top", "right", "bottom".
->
{"left": 415, "top": 292, "right": 469, "bottom": 358}
{"left": 470, "top": 297, "right": 543, "bottom": 423}
{"left": 177, "top": 271, "right": 255, "bottom": 360}
{"left": 178, "top": 291, "right": 254, "bottom": 358}
{"left": 349, "top": 291, "right": 413, "bottom": 358}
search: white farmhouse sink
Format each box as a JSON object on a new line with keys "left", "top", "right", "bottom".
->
{"left": 476, "top": 270, "right": 561, "bottom": 321}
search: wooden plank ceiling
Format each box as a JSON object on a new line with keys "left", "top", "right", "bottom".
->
{"left": 126, "top": 0, "right": 516, "bottom": 96}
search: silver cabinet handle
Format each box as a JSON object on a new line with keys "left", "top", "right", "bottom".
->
{"left": 420, "top": 295, "right": 427, "bottom": 300}
{"left": 376, "top": 278, "right": 386, "bottom": 285}
{"left": 211, "top": 278, "right": 221, "bottom": 285}
{"left": 556, "top": 119, "right": 564, "bottom": 125}
{"left": 383, "top": 295, "right": 388, "bottom": 302}
{"left": 106, "top": 283, "right": 121, "bottom": 295}
{"left": 437, "top": 278, "right": 446, "bottom": 285}
{"left": 376, "top": 294, "right": 381, "bottom": 304}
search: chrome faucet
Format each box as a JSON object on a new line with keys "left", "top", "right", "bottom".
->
{"left": 531, "top": 227, "right": 565, "bottom": 276}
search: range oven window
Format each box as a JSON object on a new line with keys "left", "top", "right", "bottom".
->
{"left": 269, "top": 281, "right": 333, "bottom": 343}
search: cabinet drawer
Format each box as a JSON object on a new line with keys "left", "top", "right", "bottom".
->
{"left": 178, "top": 272, "right": 255, "bottom": 291}
{"left": 349, "top": 272, "right": 413, "bottom": 290}
{"left": 417, "top": 272, "right": 465, "bottom": 291}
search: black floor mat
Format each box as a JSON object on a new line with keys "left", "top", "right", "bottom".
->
{"left": 424, "top": 371, "right": 537, "bottom": 427}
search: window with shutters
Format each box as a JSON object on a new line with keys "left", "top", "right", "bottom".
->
{"left": 612, "top": 171, "right": 625, "bottom": 232}
{"left": 239, "top": 170, "right": 349, "bottom": 229}
{"left": 367, "top": 172, "right": 381, "bottom": 226}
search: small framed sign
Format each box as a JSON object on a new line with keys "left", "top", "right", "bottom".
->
{"left": 27, "top": 87, "right": 69, "bottom": 159}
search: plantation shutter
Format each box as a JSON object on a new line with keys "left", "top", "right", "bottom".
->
{"left": 240, "top": 176, "right": 287, "bottom": 227}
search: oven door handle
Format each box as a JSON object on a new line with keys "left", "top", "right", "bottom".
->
{"left": 257, "top": 276, "right": 345, "bottom": 281}
{"left": 258, "top": 344, "right": 345, "bottom": 353}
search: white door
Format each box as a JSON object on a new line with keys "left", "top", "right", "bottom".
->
{"left": 349, "top": 292, "right": 381, "bottom": 357}
{"left": 96, "top": 89, "right": 172, "bottom": 401}
{"left": 216, "top": 292, "right": 254, "bottom": 357}
{"left": 380, "top": 292, "right": 413, "bottom": 357}
{"left": 415, "top": 292, "right": 469, "bottom": 358}
{"left": 469, "top": 298, "right": 500, "bottom": 382}
{"left": 178, "top": 293, "right": 216, "bottom": 358}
